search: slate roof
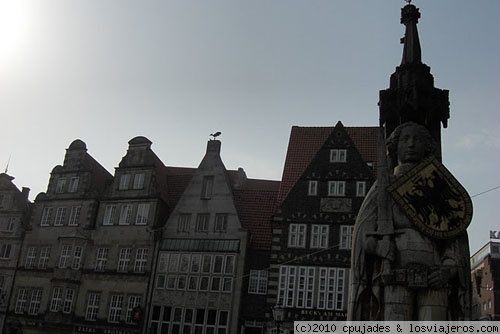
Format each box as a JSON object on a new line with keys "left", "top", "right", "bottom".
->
{"left": 277, "top": 125, "right": 378, "bottom": 205}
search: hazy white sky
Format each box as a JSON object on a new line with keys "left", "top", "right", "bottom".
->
{"left": 0, "top": 0, "right": 498, "bottom": 253}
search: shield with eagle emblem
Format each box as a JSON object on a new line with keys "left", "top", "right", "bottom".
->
{"left": 387, "top": 157, "right": 473, "bottom": 239}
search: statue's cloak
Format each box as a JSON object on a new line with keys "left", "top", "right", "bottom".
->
{"left": 347, "top": 182, "right": 471, "bottom": 320}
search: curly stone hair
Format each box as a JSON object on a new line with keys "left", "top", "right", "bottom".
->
{"left": 386, "top": 122, "right": 437, "bottom": 170}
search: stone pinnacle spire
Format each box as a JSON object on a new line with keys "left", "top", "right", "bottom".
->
{"left": 401, "top": 3, "right": 422, "bottom": 64}
{"left": 379, "top": 2, "right": 450, "bottom": 160}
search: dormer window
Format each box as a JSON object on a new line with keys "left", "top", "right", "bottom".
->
{"left": 56, "top": 178, "right": 66, "bottom": 193}
{"left": 68, "top": 177, "right": 79, "bottom": 193}
{"left": 330, "top": 149, "right": 347, "bottom": 162}
{"left": 201, "top": 176, "right": 214, "bottom": 199}
{"left": 133, "top": 173, "right": 145, "bottom": 190}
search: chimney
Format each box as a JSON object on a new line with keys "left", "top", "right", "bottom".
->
{"left": 206, "top": 140, "right": 221, "bottom": 155}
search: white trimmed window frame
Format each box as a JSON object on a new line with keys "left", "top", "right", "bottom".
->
{"left": 288, "top": 224, "right": 306, "bottom": 248}
{"left": 310, "top": 225, "right": 329, "bottom": 249}
{"left": 308, "top": 180, "right": 318, "bottom": 196}
{"left": 328, "top": 181, "right": 346, "bottom": 196}
{"left": 329, "top": 149, "right": 347, "bottom": 162}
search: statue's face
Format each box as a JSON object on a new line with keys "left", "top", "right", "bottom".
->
{"left": 397, "top": 126, "right": 426, "bottom": 164}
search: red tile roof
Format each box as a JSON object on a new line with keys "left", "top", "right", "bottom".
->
{"left": 163, "top": 124, "right": 377, "bottom": 250}
{"left": 233, "top": 187, "right": 279, "bottom": 251}
{"left": 277, "top": 125, "right": 378, "bottom": 204}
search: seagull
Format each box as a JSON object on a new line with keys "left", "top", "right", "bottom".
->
{"left": 210, "top": 131, "right": 221, "bottom": 140}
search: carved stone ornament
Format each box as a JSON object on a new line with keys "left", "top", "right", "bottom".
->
{"left": 387, "top": 156, "right": 472, "bottom": 239}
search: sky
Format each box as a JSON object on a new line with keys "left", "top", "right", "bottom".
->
{"left": 0, "top": 0, "right": 498, "bottom": 254}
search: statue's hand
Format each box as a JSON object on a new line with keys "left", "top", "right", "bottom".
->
{"left": 375, "top": 238, "right": 395, "bottom": 262}
{"left": 428, "top": 263, "right": 457, "bottom": 289}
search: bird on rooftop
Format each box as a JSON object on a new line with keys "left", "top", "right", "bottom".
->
{"left": 210, "top": 131, "right": 221, "bottom": 140}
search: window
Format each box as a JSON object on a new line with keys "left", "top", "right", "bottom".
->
{"left": 340, "top": 225, "right": 354, "bottom": 250}
{"left": 196, "top": 214, "right": 210, "bottom": 232}
{"left": 0, "top": 244, "right": 12, "bottom": 259}
{"left": 317, "top": 268, "right": 345, "bottom": 310}
{"left": 125, "top": 296, "right": 142, "bottom": 324}
{"left": 59, "top": 244, "right": 72, "bottom": 268}
{"left": 328, "top": 181, "right": 345, "bottom": 196}
{"left": 288, "top": 224, "right": 306, "bottom": 248}
{"left": 63, "top": 288, "right": 75, "bottom": 313}
{"left": 6, "top": 217, "right": 16, "bottom": 231}
{"left": 86, "top": 292, "right": 100, "bottom": 321}
{"left": 119, "top": 174, "right": 130, "bottom": 190}
{"left": 311, "top": 225, "right": 329, "bottom": 248}
{"left": 135, "top": 203, "right": 150, "bottom": 225}
{"left": 201, "top": 176, "right": 214, "bottom": 199}
{"left": 133, "top": 173, "right": 145, "bottom": 189}
{"left": 183, "top": 308, "right": 194, "bottom": 334}
{"left": 356, "top": 181, "right": 367, "bottom": 197}
{"left": 72, "top": 246, "right": 83, "bottom": 270}
{"left": 38, "top": 247, "right": 50, "bottom": 269}
{"left": 50, "top": 287, "right": 63, "bottom": 312}
{"left": 119, "top": 204, "right": 133, "bottom": 225}
{"left": 179, "top": 254, "right": 190, "bottom": 273}
{"left": 103, "top": 205, "right": 117, "bottom": 225}
{"left": 177, "top": 214, "right": 191, "bottom": 232}
{"left": 190, "top": 254, "right": 201, "bottom": 273}
{"left": 41, "top": 207, "right": 53, "bottom": 226}
{"left": 95, "top": 248, "right": 108, "bottom": 271}
{"left": 108, "top": 295, "right": 124, "bottom": 323}
{"left": 68, "top": 206, "right": 81, "bottom": 226}
{"left": 224, "top": 256, "right": 234, "bottom": 274}
{"left": 118, "top": 248, "right": 131, "bottom": 272}
{"left": 68, "top": 177, "right": 79, "bottom": 193}
{"left": 215, "top": 214, "right": 228, "bottom": 232}
{"left": 308, "top": 181, "right": 318, "bottom": 196}
{"left": 277, "top": 265, "right": 346, "bottom": 310}
{"left": 15, "top": 288, "right": 28, "bottom": 313}
{"left": 56, "top": 178, "right": 66, "bottom": 193}
{"left": 330, "top": 149, "right": 347, "bottom": 162}
{"left": 28, "top": 289, "right": 43, "bottom": 315}
{"left": 55, "top": 207, "right": 67, "bottom": 226}
{"left": 134, "top": 248, "right": 148, "bottom": 273}
{"left": 297, "top": 267, "right": 315, "bottom": 309}
{"left": 156, "top": 274, "right": 166, "bottom": 289}
{"left": 25, "top": 247, "right": 37, "bottom": 269}
{"left": 248, "top": 270, "right": 268, "bottom": 294}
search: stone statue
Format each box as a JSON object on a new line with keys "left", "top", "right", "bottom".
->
{"left": 348, "top": 122, "right": 471, "bottom": 320}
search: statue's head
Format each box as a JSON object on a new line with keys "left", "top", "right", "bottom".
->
{"left": 387, "top": 122, "right": 437, "bottom": 168}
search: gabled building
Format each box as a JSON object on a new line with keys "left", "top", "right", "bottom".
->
{"left": 0, "top": 173, "right": 31, "bottom": 333}
{"left": 75, "top": 136, "right": 170, "bottom": 334}
{"left": 149, "top": 139, "right": 249, "bottom": 334}
{"left": 267, "top": 122, "right": 377, "bottom": 330}
{"left": 7, "top": 139, "right": 112, "bottom": 333}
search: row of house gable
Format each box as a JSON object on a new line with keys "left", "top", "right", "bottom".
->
{"left": 2, "top": 123, "right": 378, "bottom": 333}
